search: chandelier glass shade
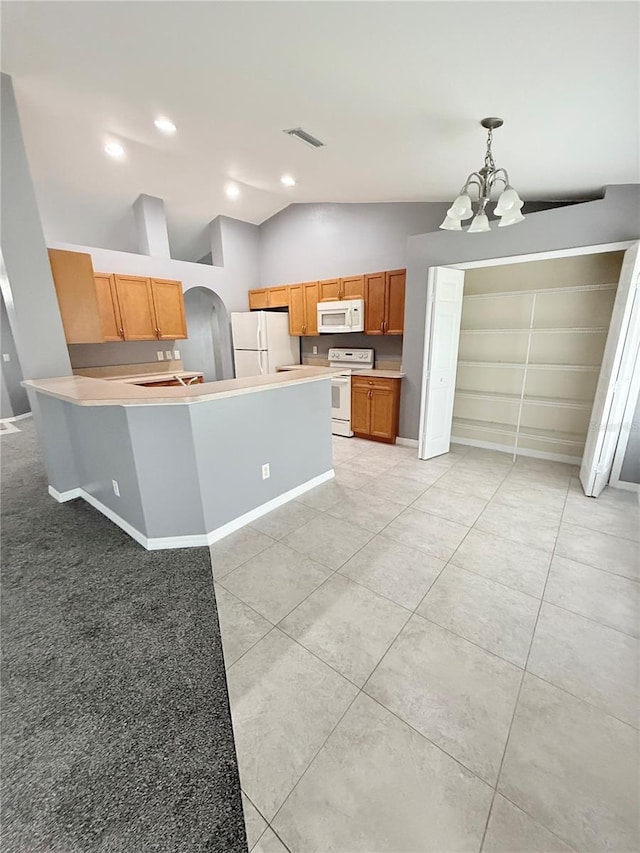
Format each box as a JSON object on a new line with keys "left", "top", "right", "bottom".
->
{"left": 440, "top": 118, "right": 524, "bottom": 234}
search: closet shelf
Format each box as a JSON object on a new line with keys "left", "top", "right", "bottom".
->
{"left": 459, "top": 327, "right": 608, "bottom": 335}
{"left": 455, "top": 389, "right": 593, "bottom": 409}
{"left": 464, "top": 283, "right": 617, "bottom": 300}
{"left": 458, "top": 360, "right": 600, "bottom": 371}
{"left": 452, "top": 417, "right": 587, "bottom": 446}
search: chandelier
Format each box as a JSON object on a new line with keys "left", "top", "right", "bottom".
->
{"left": 440, "top": 117, "right": 524, "bottom": 233}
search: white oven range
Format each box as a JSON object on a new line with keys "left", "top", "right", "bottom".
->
{"left": 328, "top": 347, "right": 374, "bottom": 436}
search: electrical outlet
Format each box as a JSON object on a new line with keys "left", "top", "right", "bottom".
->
{"left": 2, "top": 353, "right": 10, "bottom": 362}
{"left": 157, "top": 351, "right": 164, "bottom": 361}
{"left": 312, "top": 346, "right": 318, "bottom": 355}
{"left": 112, "top": 479, "right": 120, "bottom": 497}
{"left": 174, "top": 349, "right": 180, "bottom": 360}
{"left": 165, "top": 350, "right": 173, "bottom": 360}
{"left": 261, "top": 463, "right": 270, "bottom": 480}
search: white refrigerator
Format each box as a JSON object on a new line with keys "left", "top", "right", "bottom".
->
{"left": 231, "top": 311, "right": 300, "bottom": 378}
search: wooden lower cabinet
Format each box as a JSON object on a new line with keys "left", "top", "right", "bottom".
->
{"left": 351, "top": 376, "right": 401, "bottom": 443}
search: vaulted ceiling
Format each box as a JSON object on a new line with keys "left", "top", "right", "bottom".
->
{"left": 2, "top": 1, "right": 638, "bottom": 259}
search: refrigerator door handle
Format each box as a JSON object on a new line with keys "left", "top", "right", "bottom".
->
{"left": 256, "top": 320, "right": 262, "bottom": 351}
{"left": 259, "top": 350, "right": 265, "bottom": 375}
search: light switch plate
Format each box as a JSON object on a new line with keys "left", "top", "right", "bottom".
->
{"left": 2, "top": 353, "right": 10, "bottom": 362}
{"left": 157, "top": 351, "right": 164, "bottom": 360}
{"left": 312, "top": 346, "right": 318, "bottom": 355}
{"left": 174, "top": 349, "right": 180, "bottom": 360}
{"left": 262, "top": 463, "right": 270, "bottom": 480}
{"left": 165, "top": 350, "right": 173, "bottom": 360}
{"left": 112, "top": 479, "right": 120, "bottom": 497}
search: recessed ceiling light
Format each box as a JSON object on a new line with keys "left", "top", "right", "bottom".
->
{"left": 154, "top": 117, "right": 177, "bottom": 134}
{"left": 280, "top": 174, "right": 296, "bottom": 187}
{"left": 225, "top": 184, "right": 240, "bottom": 199}
{"left": 104, "top": 142, "right": 125, "bottom": 159}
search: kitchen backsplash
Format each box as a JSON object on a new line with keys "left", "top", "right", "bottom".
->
{"left": 301, "top": 333, "right": 403, "bottom": 364}
{"left": 68, "top": 340, "right": 178, "bottom": 369}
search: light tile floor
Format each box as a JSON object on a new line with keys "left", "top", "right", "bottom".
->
{"left": 211, "top": 437, "right": 640, "bottom": 853}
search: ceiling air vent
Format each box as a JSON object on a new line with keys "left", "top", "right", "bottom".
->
{"left": 283, "top": 127, "right": 325, "bottom": 148}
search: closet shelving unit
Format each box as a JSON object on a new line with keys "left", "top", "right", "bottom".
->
{"left": 452, "top": 281, "right": 617, "bottom": 462}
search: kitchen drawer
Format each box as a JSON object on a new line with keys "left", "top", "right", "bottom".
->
{"left": 351, "top": 376, "right": 396, "bottom": 391}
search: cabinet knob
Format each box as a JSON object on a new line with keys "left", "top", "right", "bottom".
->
{"left": 119, "top": 327, "right": 124, "bottom": 338}
{"left": 380, "top": 320, "right": 383, "bottom": 332}
{"left": 383, "top": 320, "right": 387, "bottom": 333}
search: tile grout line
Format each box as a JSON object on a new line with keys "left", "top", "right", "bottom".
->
{"left": 477, "top": 474, "right": 573, "bottom": 853}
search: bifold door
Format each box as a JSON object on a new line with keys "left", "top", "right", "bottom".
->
{"left": 418, "top": 267, "right": 465, "bottom": 459}
{"left": 580, "top": 242, "right": 640, "bottom": 497}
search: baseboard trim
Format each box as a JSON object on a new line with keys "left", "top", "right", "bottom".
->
{"left": 0, "top": 411, "right": 32, "bottom": 424}
{"left": 396, "top": 437, "right": 418, "bottom": 448}
{"left": 47, "top": 469, "right": 336, "bottom": 551}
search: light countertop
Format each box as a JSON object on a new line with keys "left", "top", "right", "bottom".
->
{"left": 278, "top": 364, "right": 404, "bottom": 379}
{"left": 24, "top": 366, "right": 341, "bottom": 407}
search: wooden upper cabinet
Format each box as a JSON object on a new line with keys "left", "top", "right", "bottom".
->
{"left": 114, "top": 275, "right": 157, "bottom": 341}
{"left": 319, "top": 279, "right": 340, "bottom": 301}
{"left": 48, "top": 249, "right": 105, "bottom": 344}
{"left": 385, "top": 269, "right": 406, "bottom": 335}
{"left": 94, "top": 273, "right": 123, "bottom": 341}
{"left": 267, "top": 286, "right": 289, "bottom": 308}
{"left": 303, "top": 282, "right": 319, "bottom": 335}
{"left": 340, "top": 275, "right": 364, "bottom": 299}
{"left": 288, "top": 285, "right": 305, "bottom": 335}
{"left": 364, "top": 269, "right": 406, "bottom": 335}
{"left": 364, "top": 273, "right": 387, "bottom": 335}
{"left": 150, "top": 278, "right": 187, "bottom": 340}
{"left": 249, "top": 289, "right": 269, "bottom": 310}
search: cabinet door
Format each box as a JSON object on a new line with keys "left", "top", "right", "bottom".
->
{"left": 386, "top": 269, "right": 406, "bottom": 334}
{"left": 94, "top": 273, "right": 123, "bottom": 341}
{"left": 249, "top": 289, "right": 269, "bottom": 310}
{"left": 351, "top": 385, "right": 371, "bottom": 435}
{"left": 303, "top": 282, "right": 319, "bottom": 335}
{"left": 48, "top": 249, "right": 104, "bottom": 344}
{"left": 288, "top": 285, "right": 305, "bottom": 335}
{"left": 319, "top": 279, "right": 341, "bottom": 301}
{"left": 370, "top": 387, "right": 396, "bottom": 440}
{"left": 151, "top": 278, "right": 187, "bottom": 339}
{"left": 114, "top": 275, "right": 157, "bottom": 340}
{"left": 268, "top": 286, "right": 289, "bottom": 308}
{"left": 365, "top": 273, "right": 386, "bottom": 335}
{"left": 341, "top": 275, "right": 365, "bottom": 299}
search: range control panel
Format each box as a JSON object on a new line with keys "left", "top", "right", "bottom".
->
{"left": 328, "top": 348, "right": 375, "bottom": 368}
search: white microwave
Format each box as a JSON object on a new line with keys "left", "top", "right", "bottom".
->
{"left": 317, "top": 299, "right": 365, "bottom": 334}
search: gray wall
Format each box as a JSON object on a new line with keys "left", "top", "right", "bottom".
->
{"left": 190, "top": 380, "right": 332, "bottom": 535}
{"left": 400, "top": 185, "right": 640, "bottom": 439}
{"left": 1, "top": 290, "right": 29, "bottom": 418}
{"left": 0, "top": 73, "right": 71, "bottom": 380}
{"left": 31, "top": 377, "right": 333, "bottom": 543}
{"left": 619, "top": 391, "right": 640, "bottom": 485}
{"left": 68, "top": 341, "right": 177, "bottom": 369}
{"left": 258, "top": 202, "right": 450, "bottom": 286}
{"left": 301, "top": 333, "right": 403, "bottom": 363}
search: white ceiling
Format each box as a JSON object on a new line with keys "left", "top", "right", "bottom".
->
{"left": 2, "top": 1, "right": 638, "bottom": 260}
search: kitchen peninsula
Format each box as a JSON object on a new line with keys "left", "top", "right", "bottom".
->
{"left": 23, "top": 367, "right": 337, "bottom": 549}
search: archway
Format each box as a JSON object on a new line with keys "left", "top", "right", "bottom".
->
{"left": 181, "top": 287, "right": 233, "bottom": 382}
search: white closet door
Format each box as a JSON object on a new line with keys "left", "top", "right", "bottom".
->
{"left": 418, "top": 267, "right": 465, "bottom": 459}
{"left": 580, "top": 242, "right": 640, "bottom": 497}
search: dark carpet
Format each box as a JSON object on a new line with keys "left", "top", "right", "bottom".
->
{"left": 1, "top": 420, "right": 247, "bottom": 852}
